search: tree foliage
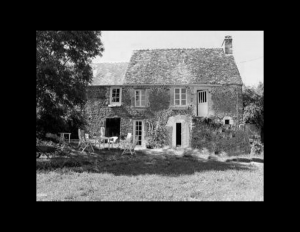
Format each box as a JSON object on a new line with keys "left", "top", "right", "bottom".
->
{"left": 242, "top": 82, "right": 264, "bottom": 143}
{"left": 36, "top": 31, "right": 104, "bottom": 137}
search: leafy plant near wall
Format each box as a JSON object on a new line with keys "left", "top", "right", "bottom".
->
{"left": 242, "top": 83, "right": 264, "bottom": 144}
{"left": 145, "top": 108, "right": 173, "bottom": 148}
{"left": 191, "top": 117, "right": 250, "bottom": 155}
{"left": 146, "top": 126, "right": 168, "bottom": 148}
{"left": 250, "top": 140, "right": 264, "bottom": 155}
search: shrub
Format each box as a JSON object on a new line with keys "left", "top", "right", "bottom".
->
{"left": 251, "top": 140, "right": 264, "bottom": 155}
{"left": 146, "top": 126, "right": 168, "bottom": 148}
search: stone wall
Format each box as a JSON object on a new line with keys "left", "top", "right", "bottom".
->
{"left": 210, "top": 85, "right": 243, "bottom": 125}
{"left": 85, "top": 84, "right": 244, "bottom": 150}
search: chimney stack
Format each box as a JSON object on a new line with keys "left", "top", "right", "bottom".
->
{"left": 223, "top": 35, "right": 232, "bottom": 55}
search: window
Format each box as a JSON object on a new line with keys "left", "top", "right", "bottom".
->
{"left": 174, "top": 88, "right": 187, "bottom": 106}
{"left": 135, "top": 90, "right": 146, "bottom": 107}
{"left": 223, "top": 117, "right": 233, "bottom": 125}
{"left": 110, "top": 88, "right": 121, "bottom": 105}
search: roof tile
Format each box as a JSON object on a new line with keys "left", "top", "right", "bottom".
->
{"left": 124, "top": 48, "right": 242, "bottom": 85}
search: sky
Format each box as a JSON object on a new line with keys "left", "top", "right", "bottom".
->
{"left": 92, "top": 31, "right": 263, "bottom": 87}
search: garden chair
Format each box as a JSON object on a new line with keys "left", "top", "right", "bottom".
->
{"left": 120, "top": 133, "right": 132, "bottom": 149}
{"left": 121, "top": 134, "right": 138, "bottom": 156}
{"left": 108, "top": 136, "right": 119, "bottom": 148}
{"left": 98, "top": 127, "right": 110, "bottom": 149}
{"left": 78, "top": 129, "right": 94, "bottom": 153}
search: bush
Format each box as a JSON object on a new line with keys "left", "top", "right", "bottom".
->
{"left": 146, "top": 126, "right": 168, "bottom": 148}
{"left": 251, "top": 140, "right": 264, "bottom": 155}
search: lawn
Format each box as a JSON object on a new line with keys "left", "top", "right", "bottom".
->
{"left": 36, "top": 148, "right": 263, "bottom": 201}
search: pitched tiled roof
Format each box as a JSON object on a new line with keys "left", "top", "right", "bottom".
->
{"left": 124, "top": 48, "right": 242, "bottom": 85}
{"left": 90, "top": 62, "right": 128, "bottom": 85}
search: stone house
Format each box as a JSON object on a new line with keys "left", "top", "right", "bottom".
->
{"left": 85, "top": 36, "right": 249, "bottom": 153}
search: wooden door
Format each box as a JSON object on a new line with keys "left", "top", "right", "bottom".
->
{"left": 198, "top": 90, "right": 208, "bottom": 117}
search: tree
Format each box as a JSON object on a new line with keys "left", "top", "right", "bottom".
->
{"left": 242, "top": 82, "right": 264, "bottom": 143}
{"left": 36, "top": 31, "right": 104, "bottom": 137}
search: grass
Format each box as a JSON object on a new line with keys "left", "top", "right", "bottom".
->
{"left": 36, "top": 147, "right": 263, "bottom": 201}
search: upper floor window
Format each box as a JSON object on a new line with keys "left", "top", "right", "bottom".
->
{"left": 135, "top": 89, "right": 146, "bottom": 107}
{"left": 174, "top": 88, "right": 187, "bottom": 106}
{"left": 110, "top": 87, "right": 122, "bottom": 105}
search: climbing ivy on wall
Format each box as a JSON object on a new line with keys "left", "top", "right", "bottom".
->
{"left": 148, "top": 87, "right": 170, "bottom": 112}
{"left": 87, "top": 87, "right": 107, "bottom": 99}
{"left": 145, "top": 108, "right": 173, "bottom": 148}
{"left": 211, "top": 86, "right": 238, "bottom": 118}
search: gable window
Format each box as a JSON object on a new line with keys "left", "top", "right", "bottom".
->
{"left": 110, "top": 88, "right": 122, "bottom": 106}
{"left": 174, "top": 88, "right": 187, "bottom": 106}
{"left": 135, "top": 90, "right": 146, "bottom": 107}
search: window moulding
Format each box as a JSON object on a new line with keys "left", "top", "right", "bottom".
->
{"left": 109, "top": 87, "right": 122, "bottom": 107}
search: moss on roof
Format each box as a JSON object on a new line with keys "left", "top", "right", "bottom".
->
{"left": 124, "top": 48, "right": 242, "bottom": 85}
{"left": 90, "top": 62, "right": 128, "bottom": 85}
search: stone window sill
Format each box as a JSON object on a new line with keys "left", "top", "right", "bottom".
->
{"left": 171, "top": 106, "right": 189, "bottom": 110}
{"left": 108, "top": 104, "right": 122, "bottom": 107}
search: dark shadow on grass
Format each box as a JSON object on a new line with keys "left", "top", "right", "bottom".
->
{"left": 36, "top": 148, "right": 256, "bottom": 176}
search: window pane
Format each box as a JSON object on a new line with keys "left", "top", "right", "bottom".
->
{"left": 112, "top": 89, "right": 120, "bottom": 98}
{"left": 175, "top": 89, "right": 180, "bottom": 94}
{"left": 141, "top": 100, "right": 146, "bottom": 106}
{"left": 181, "top": 100, "right": 186, "bottom": 105}
{"left": 181, "top": 94, "right": 186, "bottom": 100}
{"left": 136, "top": 101, "right": 140, "bottom": 106}
{"left": 181, "top": 89, "right": 186, "bottom": 94}
{"left": 115, "top": 97, "right": 119, "bottom": 102}
{"left": 141, "top": 90, "right": 145, "bottom": 96}
{"left": 175, "top": 100, "right": 180, "bottom": 105}
{"left": 141, "top": 95, "right": 146, "bottom": 101}
{"left": 175, "top": 94, "right": 180, "bottom": 99}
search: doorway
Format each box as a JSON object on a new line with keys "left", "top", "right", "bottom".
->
{"left": 105, "top": 118, "right": 120, "bottom": 137}
{"left": 176, "top": 123, "right": 181, "bottom": 147}
{"left": 197, "top": 90, "right": 208, "bottom": 117}
{"left": 134, "top": 120, "right": 143, "bottom": 146}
